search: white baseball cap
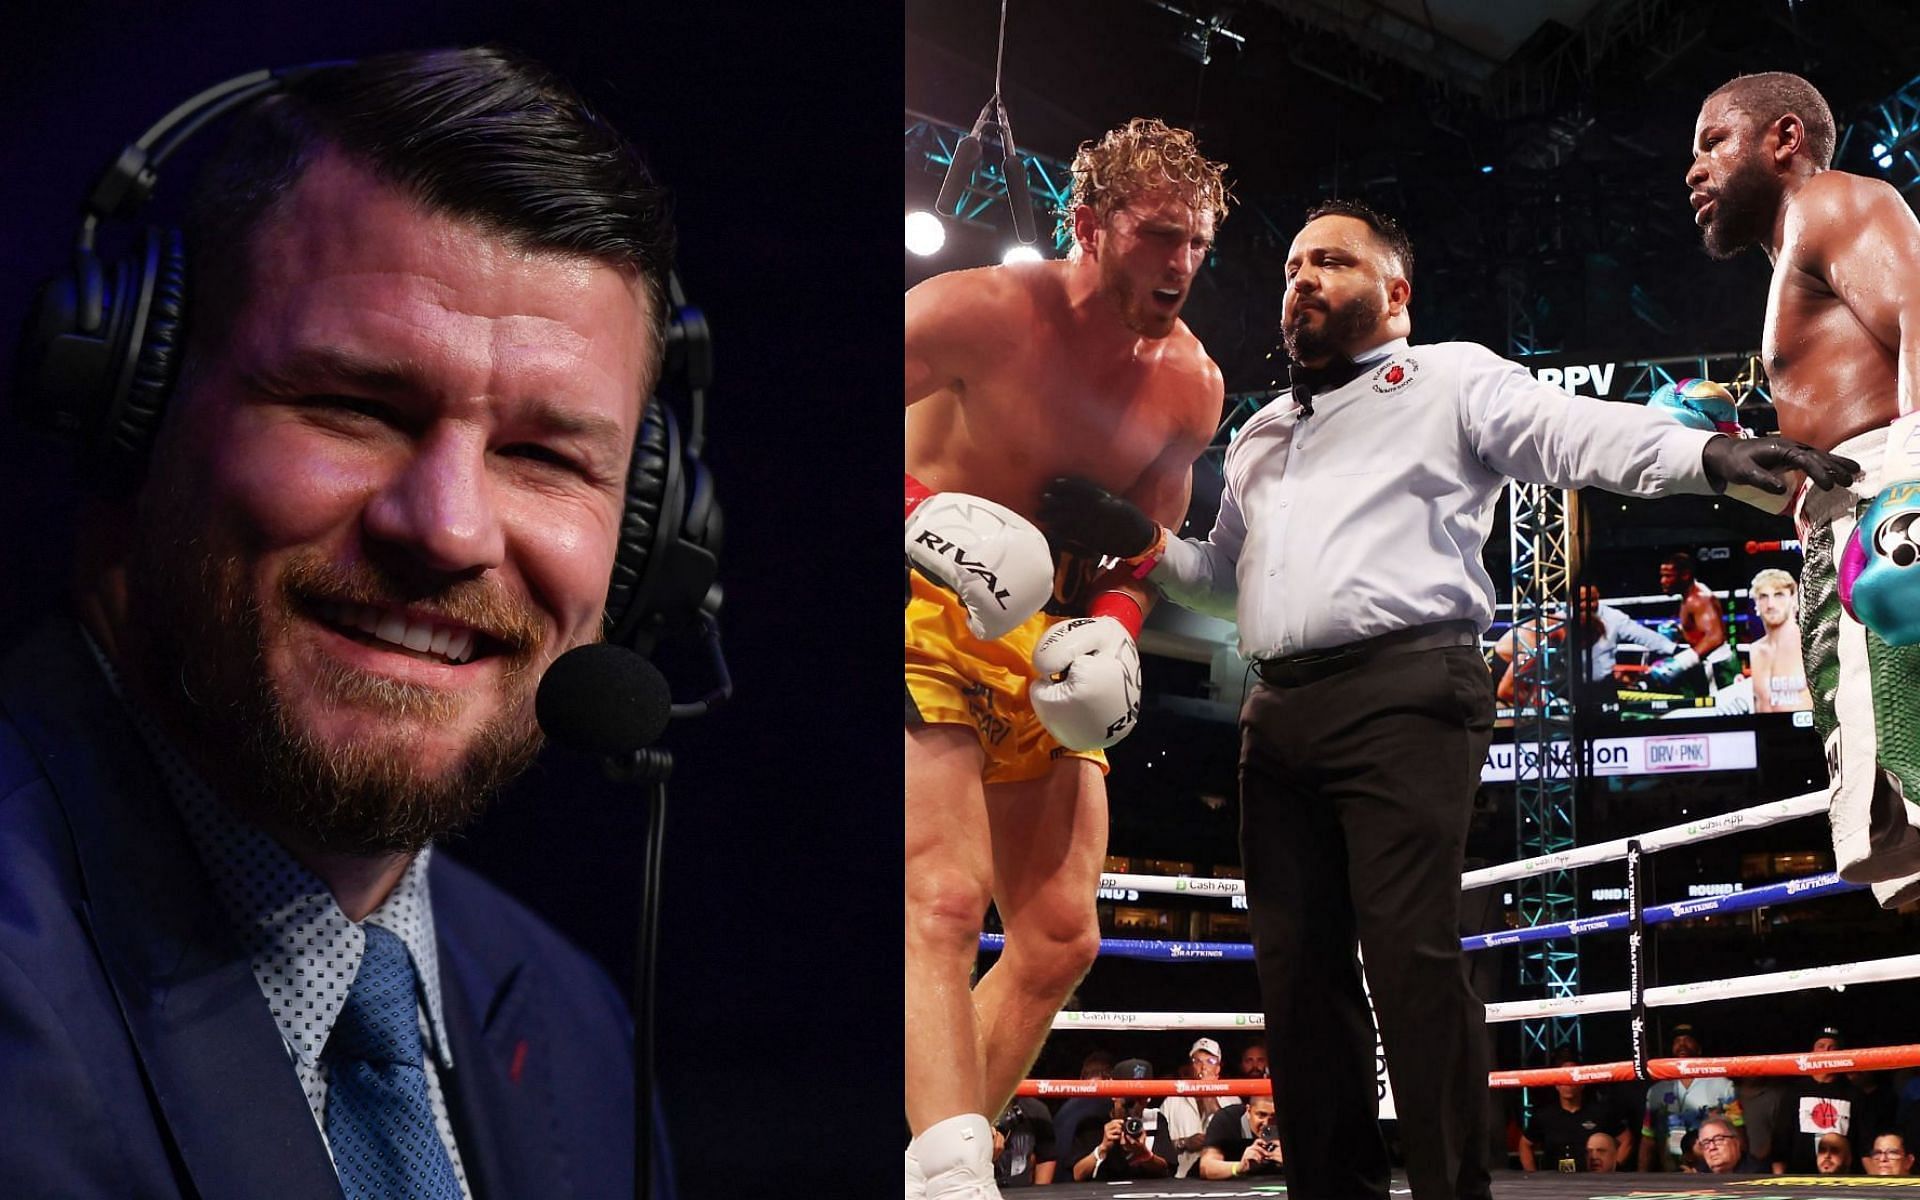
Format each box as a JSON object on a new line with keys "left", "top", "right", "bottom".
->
{"left": 1190, "top": 1037, "right": 1222, "bottom": 1059}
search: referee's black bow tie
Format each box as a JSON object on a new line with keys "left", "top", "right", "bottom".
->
{"left": 1288, "top": 356, "right": 1367, "bottom": 417}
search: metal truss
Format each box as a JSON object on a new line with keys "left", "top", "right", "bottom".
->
{"left": 905, "top": 112, "right": 1077, "bottom": 252}
{"left": 1842, "top": 74, "right": 1920, "bottom": 200}
{"left": 1507, "top": 475, "right": 1581, "bottom": 1070}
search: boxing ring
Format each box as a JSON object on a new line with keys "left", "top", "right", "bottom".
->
{"left": 994, "top": 787, "right": 1920, "bottom": 1198}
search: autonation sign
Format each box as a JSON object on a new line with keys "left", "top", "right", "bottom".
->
{"left": 1481, "top": 730, "right": 1756, "bottom": 782}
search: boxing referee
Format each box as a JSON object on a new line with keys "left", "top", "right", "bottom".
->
{"left": 1037, "top": 198, "right": 1858, "bottom": 1200}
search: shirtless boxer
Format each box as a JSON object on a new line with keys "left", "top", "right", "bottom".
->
{"left": 1645, "top": 552, "right": 1741, "bottom": 703}
{"left": 1689, "top": 71, "right": 1920, "bottom": 901}
{"left": 1749, "top": 568, "right": 1812, "bottom": 712}
{"left": 903, "top": 118, "right": 1227, "bottom": 1197}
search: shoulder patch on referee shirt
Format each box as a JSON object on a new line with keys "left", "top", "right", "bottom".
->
{"left": 1370, "top": 356, "right": 1419, "bottom": 393}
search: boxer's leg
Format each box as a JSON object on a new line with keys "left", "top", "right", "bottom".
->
{"left": 973, "top": 756, "right": 1106, "bottom": 1117}
{"left": 1806, "top": 502, "right": 1920, "bottom": 886}
{"left": 905, "top": 723, "right": 1000, "bottom": 1191}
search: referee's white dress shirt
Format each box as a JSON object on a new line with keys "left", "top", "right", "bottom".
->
{"left": 1155, "top": 336, "right": 1720, "bottom": 658}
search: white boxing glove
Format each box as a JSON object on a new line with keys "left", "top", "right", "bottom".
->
{"left": 907, "top": 491, "right": 1054, "bottom": 641}
{"left": 1030, "top": 616, "right": 1141, "bottom": 751}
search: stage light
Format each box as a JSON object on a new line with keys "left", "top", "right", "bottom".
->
{"left": 1873, "top": 142, "right": 1888, "bottom": 157}
{"left": 1002, "top": 244, "right": 1043, "bottom": 265}
{"left": 1480, "top": 164, "right": 1495, "bottom": 174}
{"left": 1879, "top": 153, "right": 1895, "bottom": 169}
{"left": 905, "top": 210, "right": 946, "bottom": 257}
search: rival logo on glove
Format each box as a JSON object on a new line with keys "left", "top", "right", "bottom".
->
{"left": 910, "top": 529, "right": 1014, "bottom": 609}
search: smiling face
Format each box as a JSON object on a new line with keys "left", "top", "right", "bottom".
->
{"left": 1281, "top": 215, "right": 1408, "bottom": 366}
{"left": 1083, "top": 187, "right": 1215, "bottom": 338}
{"left": 1688, "top": 94, "right": 1787, "bottom": 260}
{"left": 112, "top": 148, "right": 649, "bottom": 853}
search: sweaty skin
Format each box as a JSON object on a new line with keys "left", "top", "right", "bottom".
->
{"left": 906, "top": 200, "right": 1222, "bottom": 531}
{"left": 902, "top": 186, "right": 1223, "bottom": 1142}
{"left": 1690, "top": 92, "right": 1920, "bottom": 443}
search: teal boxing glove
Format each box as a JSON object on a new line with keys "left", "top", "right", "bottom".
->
{"left": 1842, "top": 412, "right": 1920, "bottom": 646}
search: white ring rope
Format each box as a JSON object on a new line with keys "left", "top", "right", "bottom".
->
{"left": 1092, "top": 789, "right": 1827, "bottom": 900}
{"left": 1052, "top": 954, "right": 1920, "bottom": 1031}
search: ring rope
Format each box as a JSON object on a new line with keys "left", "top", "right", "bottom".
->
{"left": 1088, "top": 791, "right": 1826, "bottom": 901}
{"left": 985, "top": 871, "right": 1860, "bottom": 963}
{"left": 1048, "top": 952, "right": 1920, "bottom": 1032}
{"left": 1013, "top": 1045, "right": 1920, "bottom": 1099}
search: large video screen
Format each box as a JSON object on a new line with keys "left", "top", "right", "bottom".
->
{"left": 1483, "top": 351, "right": 1822, "bottom": 755}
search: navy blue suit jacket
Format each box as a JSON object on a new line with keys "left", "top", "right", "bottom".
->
{"left": 0, "top": 621, "right": 634, "bottom": 1199}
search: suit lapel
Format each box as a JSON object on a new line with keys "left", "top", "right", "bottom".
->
{"left": 1, "top": 623, "right": 342, "bottom": 1200}
{"left": 436, "top": 891, "right": 554, "bottom": 1200}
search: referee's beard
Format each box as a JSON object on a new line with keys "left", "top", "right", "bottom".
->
{"left": 1283, "top": 289, "right": 1384, "bottom": 366}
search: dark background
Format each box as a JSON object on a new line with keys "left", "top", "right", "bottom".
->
{"left": 1, "top": 3, "right": 900, "bottom": 1196}
{"left": 907, "top": 0, "right": 1920, "bottom": 1106}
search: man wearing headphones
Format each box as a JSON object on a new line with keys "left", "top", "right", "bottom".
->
{"left": 0, "top": 49, "right": 670, "bottom": 1198}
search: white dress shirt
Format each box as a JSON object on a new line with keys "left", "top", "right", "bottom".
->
{"left": 1589, "top": 604, "right": 1677, "bottom": 680}
{"left": 1156, "top": 337, "right": 1719, "bottom": 657}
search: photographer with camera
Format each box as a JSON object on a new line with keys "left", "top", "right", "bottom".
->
{"left": 1069, "top": 1067, "right": 1172, "bottom": 1183}
{"left": 1197, "top": 1092, "right": 1285, "bottom": 1180}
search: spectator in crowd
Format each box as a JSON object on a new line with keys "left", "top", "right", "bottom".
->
{"left": 1866, "top": 1132, "right": 1914, "bottom": 1176}
{"left": 1052, "top": 1050, "right": 1118, "bottom": 1175}
{"left": 993, "top": 1097, "right": 1056, "bottom": 1187}
{"left": 1069, "top": 1092, "right": 1170, "bottom": 1182}
{"left": 1736, "top": 1073, "right": 1794, "bottom": 1164}
{"left": 1519, "top": 1050, "right": 1635, "bottom": 1172}
{"left": 1238, "top": 1039, "right": 1270, "bottom": 1079}
{"left": 1641, "top": 1023, "right": 1743, "bottom": 1171}
{"left": 1815, "top": 1132, "right": 1854, "bottom": 1176}
{"left": 1696, "top": 1117, "right": 1772, "bottom": 1174}
{"left": 1160, "top": 1037, "right": 1228, "bottom": 1178}
{"left": 1197, "top": 1092, "right": 1284, "bottom": 1180}
{"left": 1586, "top": 1132, "right": 1619, "bottom": 1173}
{"left": 1852, "top": 1068, "right": 1897, "bottom": 1143}
{"left": 1780, "top": 1028, "right": 1860, "bottom": 1174}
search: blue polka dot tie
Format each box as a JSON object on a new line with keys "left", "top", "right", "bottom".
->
{"left": 324, "top": 925, "right": 462, "bottom": 1200}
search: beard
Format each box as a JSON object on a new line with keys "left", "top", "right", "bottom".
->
{"left": 1282, "top": 288, "right": 1384, "bottom": 364}
{"left": 121, "top": 472, "right": 550, "bottom": 855}
{"left": 1098, "top": 254, "right": 1177, "bottom": 339}
{"left": 1700, "top": 156, "right": 1779, "bottom": 260}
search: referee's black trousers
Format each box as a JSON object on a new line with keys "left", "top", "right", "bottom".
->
{"left": 1239, "top": 643, "right": 1496, "bottom": 1200}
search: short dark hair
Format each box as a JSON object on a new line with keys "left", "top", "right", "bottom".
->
{"left": 184, "top": 46, "right": 675, "bottom": 389}
{"left": 1707, "top": 71, "right": 1836, "bottom": 169}
{"left": 1303, "top": 197, "right": 1414, "bottom": 283}
{"left": 1664, "top": 551, "right": 1695, "bottom": 574}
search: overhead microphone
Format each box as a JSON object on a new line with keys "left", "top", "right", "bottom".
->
{"left": 935, "top": 127, "right": 984, "bottom": 215}
{"left": 1000, "top": 118, "right": 1037, "bottom": 244}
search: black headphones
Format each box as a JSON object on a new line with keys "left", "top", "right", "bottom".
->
{"left": 17, "top": 64, "right": 722, "bottom": 659}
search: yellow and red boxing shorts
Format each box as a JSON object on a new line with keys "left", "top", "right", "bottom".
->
{"left": 905, "top": 569, "right": 1109, "bottom": 785}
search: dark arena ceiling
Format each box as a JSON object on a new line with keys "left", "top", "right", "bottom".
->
{"left": 907, "top": 0, "right": 1920, "bottom": 394}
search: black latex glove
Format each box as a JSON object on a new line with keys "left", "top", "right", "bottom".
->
{"left": 1037, "top": 476, "right": 1160, "bottom": 558}
{"left": 1700, "top": 434, "right": 1861, "bottom": 495}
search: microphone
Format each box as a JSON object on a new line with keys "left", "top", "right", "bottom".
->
{"left": 535, "top": 642, "right": 673, "bottom": 755}
{"left": 935, "top": 133, "right": 983, "bottom": 215}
